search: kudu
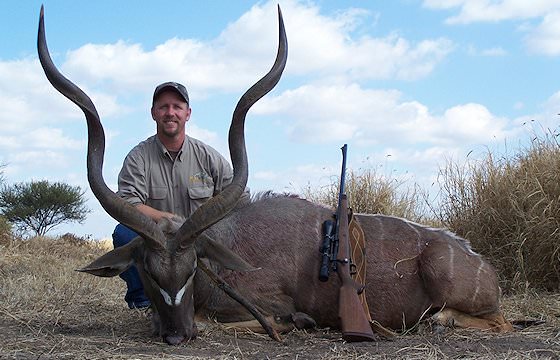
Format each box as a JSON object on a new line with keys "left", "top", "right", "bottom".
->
{"left": 37, "top": 6, "right": 512, "bottom": 345}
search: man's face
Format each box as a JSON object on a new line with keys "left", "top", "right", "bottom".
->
{"left": 151, "top": 90, "right": 191, "bottom": 138}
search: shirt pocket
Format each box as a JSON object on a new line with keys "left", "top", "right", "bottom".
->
{"left": 147, "top": 186, "right": 168, "bottom": 209}
{"left": 187, "top": 185, "right": 213, "bottom": 213}
{"left": 187, "top": 185, "right": 213, "bottom": 200}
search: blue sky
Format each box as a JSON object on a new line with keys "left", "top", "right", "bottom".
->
{"left": 1, "top": 0, "right": 560, "bottom": 240}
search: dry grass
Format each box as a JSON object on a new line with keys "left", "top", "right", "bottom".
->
{"left": 0, "top": 215, "right": 12, "bottom": 247}
{"left": 301, "top": 129, "right": 560, "bottom": 295}
{"left": 1, "top": 236, "right": 559, "bottom": 359}
{"left": 302, "top": 168, "right": 428, "bottom": 223}
{"left": 0, "top": 236, "right": 123, "bottom": 324}
{"left": 436, "top": 131, "right": 560, "bottom": 293}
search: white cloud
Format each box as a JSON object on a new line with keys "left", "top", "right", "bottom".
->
{"left": 254, "top": 170, "right": 280, "bottom": 181}
{"left": 11, "top": 150, "right": 71, "bottom": 168}
{"left": 254, "top": 83, "right": 512, "bottom": 148}
{"left": 252, "top": 162, "right": 338, "bottom": 194}
{"left": 0, "top": 127, "right": 82, "bottom": 163}
{"left": 53, "top": 0, "right": 452, "bottom": 100}
{"left": 0, "top": 57, "right": 125, "bottom": 134}
{"left": 186, "top": 122, "right": 227, "bottom": 156}
{"left": 0, "top": 59, "right": 77, "bottom": 130}
{"left": 439, "top": 103, "right": 509, "bottom": 142}
{"left": 29, "top": 128, "right": 84, "bottom": 150}
{"left": 423, "top": 0, "right": 560, "bottom": 24}
{"left": 524, "top": 11, "right": 560, "bottom": 55}
{"left": 514, "top": 90, "right": 560, "bottom": 133}
{"left": 423, "top": 0, "right": 560, "bottom": 56}
{"left": 362, "top": 145, "right": 462, "bottom": 185}
{"left": 241, "top": 1, "right": 453, "bottom": 81}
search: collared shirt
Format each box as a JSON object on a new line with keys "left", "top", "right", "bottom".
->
{"left": 117, "top": 135, "right": 236, "bottom": 218}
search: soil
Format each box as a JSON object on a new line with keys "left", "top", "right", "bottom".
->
{"left": 1, "top": 304, "right": 558, "bottom": 360}
{"left": 1, "top": 238, "right": 558, "bottom": 359}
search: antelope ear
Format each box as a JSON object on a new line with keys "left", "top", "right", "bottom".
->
{"left": 77, "top": 239, "right": 140, "bottom": 277}
{"left": 196, "top": 234, "right": 259, "bottom": 272}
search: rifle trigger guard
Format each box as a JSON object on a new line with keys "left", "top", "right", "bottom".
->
{"left": 349, "top": 262, "right": 357, "bottom": 275}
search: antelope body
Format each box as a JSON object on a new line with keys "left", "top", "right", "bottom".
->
{"left": 37, "top": 6, "right": 511, "bottom": 345}
{"left": 194, "top": 194, "right": 511, "bottom": 332}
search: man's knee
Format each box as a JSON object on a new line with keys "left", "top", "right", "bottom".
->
{"left": 113, "top": 224, "right": 139, "bottom": 248}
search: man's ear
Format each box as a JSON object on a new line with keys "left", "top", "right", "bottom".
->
{"left": 76, "top": 238, "right": 142, "bottom": 277}
{"left": 195, "top": 233, "right": 259, "bottom": 272}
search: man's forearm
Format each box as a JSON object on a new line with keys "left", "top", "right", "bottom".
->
{"left": 135, "top": 204, "right": 176, "bottom": 223}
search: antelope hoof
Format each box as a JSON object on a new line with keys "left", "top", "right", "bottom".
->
{"left": 274, "top": 312, "right": 317, "bottom": 329}
{"left": 291, "top": 312, "right": 317, "bottom": 329}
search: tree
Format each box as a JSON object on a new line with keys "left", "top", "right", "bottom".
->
{"left": 0, "top": 180, "right": 90, "bottom": 237}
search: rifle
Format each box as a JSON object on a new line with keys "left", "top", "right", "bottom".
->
{"left": 319, "top": 144, "right": 375, "bottom": 342}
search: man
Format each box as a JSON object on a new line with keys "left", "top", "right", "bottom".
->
{"left": 113, "top": 81, "right": 246, "bottom": 309}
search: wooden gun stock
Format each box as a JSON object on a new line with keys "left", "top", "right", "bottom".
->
{"left": 336, "top": 194, "right": 375, "bottom": 342}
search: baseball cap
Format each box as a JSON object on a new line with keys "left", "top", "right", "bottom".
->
{"left": 152, "top": 82, "right": 190, "bottom": 106}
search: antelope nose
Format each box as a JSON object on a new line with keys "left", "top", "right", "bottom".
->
{"left": 164, "top": 334, "right": 185, "bottom": 345}
{"left": 163, "top": 327, "right": 197, "bottom": 345}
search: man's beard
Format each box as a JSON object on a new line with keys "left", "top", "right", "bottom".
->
{"left": 160, "top": 120, "right": 182, "bottom": 137}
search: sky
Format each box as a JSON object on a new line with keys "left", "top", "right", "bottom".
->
{"left": 1, "top": 0, "right": 560, "bottom": 240}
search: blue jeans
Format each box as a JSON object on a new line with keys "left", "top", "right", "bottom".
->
{"left": 112, "top": 224, "right": 151, "bottom": 309}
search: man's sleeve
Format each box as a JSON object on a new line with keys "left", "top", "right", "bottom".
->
{"left": 117, "top": 150, "right": 147, "bottom": 206}
{"left": 209, "top": 150, "right": 251, "bottom": 203}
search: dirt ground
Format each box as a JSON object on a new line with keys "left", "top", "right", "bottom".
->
{"left": 1, "top": 238, "right": 559, "bottom": 359}
{"left": 1, "top": 298, "right": 559, "bottom": 359}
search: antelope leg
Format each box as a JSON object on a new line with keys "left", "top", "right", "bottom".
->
{"left": 197, "top": 259, "right": 282, "bottom": 342}
{"left": 431, "top": 308, "right": 513, "bottom": 332}
{"left": 219, "top": 312, "right": 316, "bottom": 334}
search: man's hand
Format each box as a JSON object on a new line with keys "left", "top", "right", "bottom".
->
{"left": 135, "top": 204, "right": 176, "bottom": 223}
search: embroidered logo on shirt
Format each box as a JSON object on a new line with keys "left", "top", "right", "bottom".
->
{"left": 189, "top": 172, "right": 211, "bottom": 185}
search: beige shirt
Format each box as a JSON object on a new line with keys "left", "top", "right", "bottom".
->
{"left": 118, "top": 135, "right": 238, "bottom": 218}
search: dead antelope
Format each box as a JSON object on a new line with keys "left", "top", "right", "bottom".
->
{"left": 37, "top": 5, "right": 512, "bottom": 345}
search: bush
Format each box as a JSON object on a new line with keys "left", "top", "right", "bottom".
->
{"left": 437, "top": 131, "right": 560, "bottom": 292}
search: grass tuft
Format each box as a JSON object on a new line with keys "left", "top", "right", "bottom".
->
{"left": 302, "top": 168, "right": 427, "bottom": 223}
{"left": 436, "top": 130, "right": 560, "bottom": 292}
